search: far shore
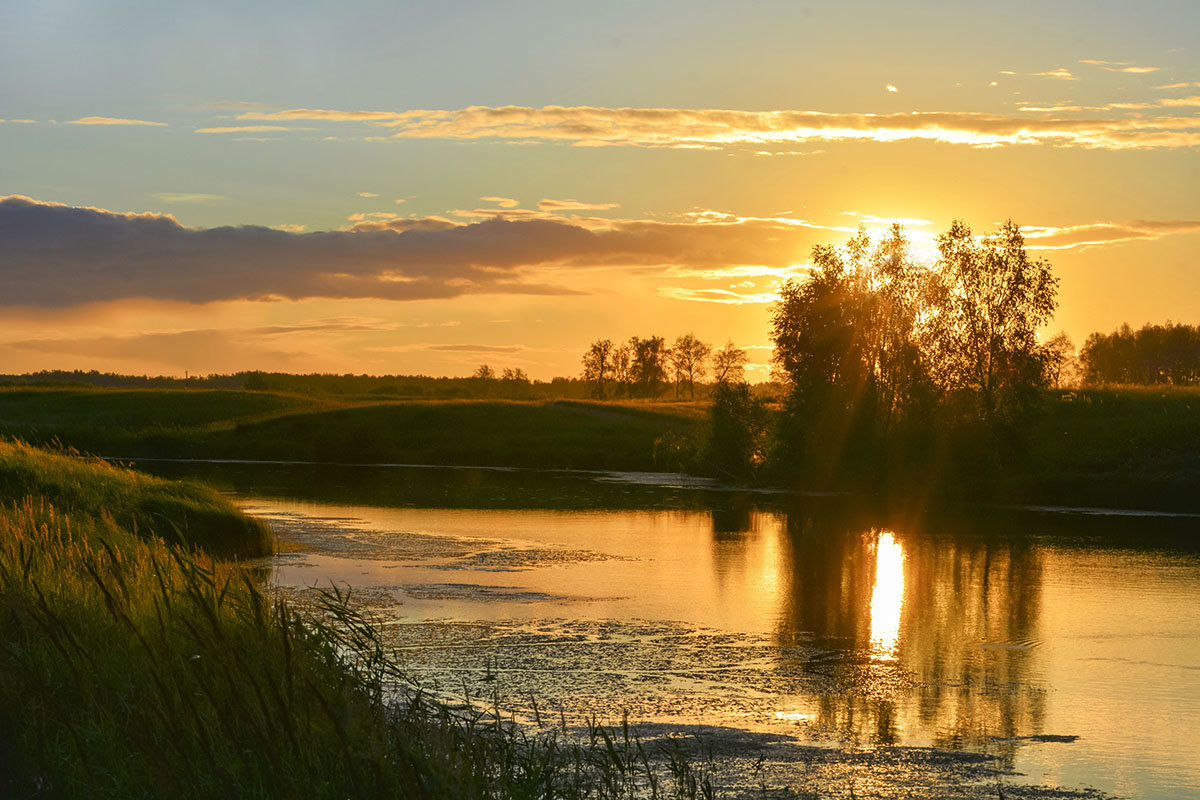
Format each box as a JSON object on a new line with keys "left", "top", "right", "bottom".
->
{"left": 2, "top": 384, "right": 1198, "bottom": 513}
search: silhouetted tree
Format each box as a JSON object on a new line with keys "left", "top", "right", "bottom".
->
{"left": 501, "top": 367, "right": 529, "bottom": 382}
{"left": 611, "top": 343, "right": 633, "bottom": 397}
{"left": 1081, "top": 322, "right": 1200, "bottom": 385}
{"left": 1042, "top": 332, "right": 1076, "bottom": 388}
{"left": 472, "top": 364, "right": 496, "bottom": 380}
{"left": 581, "top": 338, "right": 614, "bottom": 398}
{"left": 669, "top": 333, "right": 711, "bottom": 398}
{"left": 768, "top": 220, "right": 1058, "bottom": 486}
{"left": 712, "top": 341, "right": 748, "bottom": 386}
{"left": 628, "top": 336, "right": 668, "bottom": 397}
{"left": 701, "top": 382, "right": 768, "bottom": 481}
{"left": 932, "top": 219, "right": 1057, "bottom": 418}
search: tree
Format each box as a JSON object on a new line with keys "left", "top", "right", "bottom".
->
{"left": 767, "top": 220, "right": 1058, "bottom": 486}
{"left": 1042, "top": 331, "right": 1076, "bottom": 389}
{"left": 668, "top": 333, "right": 711, "bottom": 398}
{"left": 501, "top": 367, "right": 529, "bottom": 382}
{"left": 472, "top": 364, "right": 496, "bottom": 380}
{"left": 611, "top": 344, "right": 632, "bottom": 396}
{"left": 701, "top": 382, "right": 768, "bottom": 481}
{"left": 933, "top": 219, "right": 1057, "bottom": 416}
{"left": 581, "top": 338, "right": 614, "bottom": 398}
{"left": 712, "top": 341, "right": 748, "bottom": 386}
{"left": 771, "top": 224, "right": 934, "bottom": 429}
{"left": 1081, "top": 321, "right": 1200, "bottom": 385}
{"left": 628, "top": 336, "right": 668, "bottom": 397}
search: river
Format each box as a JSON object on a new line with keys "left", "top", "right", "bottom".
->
{"left": 140, "top": 460, "right": 1200, "bottom": 799}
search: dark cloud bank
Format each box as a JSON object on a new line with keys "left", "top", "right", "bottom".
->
{"left": 0, "top": 196, "right": 827, "bottom": 307}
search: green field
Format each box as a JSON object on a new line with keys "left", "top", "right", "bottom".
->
{"left": 2, "top": 385, "right": 1198, "bottom": 510}
{"left": 0, "top": 388, "right": 702, "bottom": 471}
{"left": 1017, "top": 387, "right": 1200, "bottom": 510}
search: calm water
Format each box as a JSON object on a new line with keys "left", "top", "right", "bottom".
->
{"left": 144, "top": 461, "right": 1200, "bottom": 799}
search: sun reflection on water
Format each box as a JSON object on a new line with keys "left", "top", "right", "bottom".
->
{"left": 868, "top": 530, "right": 906, "bottom": 660}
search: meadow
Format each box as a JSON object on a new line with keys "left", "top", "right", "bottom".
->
{"left": 0, "top": 384, "right": 1198, "bottom": 510}
{"left": 0, "top": 388, "right": 701, "bottom": 471}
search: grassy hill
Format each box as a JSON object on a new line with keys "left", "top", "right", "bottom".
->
{"left": 0, "top": 388, "right": 702, "bottom": 471}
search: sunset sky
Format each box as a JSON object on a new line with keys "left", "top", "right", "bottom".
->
{"left": 2, "top": 0, "right": 1198, "bottom": 379}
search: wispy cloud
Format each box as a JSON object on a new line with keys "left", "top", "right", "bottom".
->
{"left": 481, "top": 196, "right": 520, "bottom": 208}
{"left": 1022, "top": 220, "right": 1200, "bottom": 250}
{"left": 151, "top": 193, "right": 227, "bottom": 204}
{"left": 322, "top": 105, "right": 1200, "bottom": 151}
{"left": 657, "top": 287, "right": 781, "bottom": 305}
{"left": 1080, "top": 59, "right": 1160, "bottom": 74}
{"left": 537, "top": 198, "right": 619, "bottom": 211}
{"left": 1159, "top": 96, "right": 1200, "bottom": 107}
{"left": 357, "top": 191, "right": 379, "bottom": 198}
{"left": 66, "top": 116, "right": 166, "bottom": 126}
{"left": 428, "top": 344, "right": 523, "bottom": 353}
{"left": 230, "top": 104, "right": 1200, "bottom": 151}
{"left": 195, "top": 125, "right": 291, "bottom": 133}
{"left": 8, "top": 329, "right": 304, "bottom": 369}
{"left": 240, "top": 108, "right": 407, "bottom": 122}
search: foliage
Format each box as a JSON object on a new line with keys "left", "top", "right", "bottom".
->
{"left": 1081, "top": 321, "right": 1200, "bottom": 385}
{"left": 1042, "top": 332, "right": 1078, "bottom": 389}
{"left": 628, "top": 336, "right": 670, "bottom": 397}
{"left": 768, "top": 220, "right": 1058, "bottom": 488}
{"left": 581, "top": 339, "right": 615, "bottom": 398}
{"left": 711, "top": 341, "right": 747, "bottom": 386}
{"left": 932, "top": 220, "right": 1057, "bottom": 417}
{"left": 698, "top": 383, "right": 768, "bottom": 481}
{"left": 667, "top": 334, "right": 711, "bottom": 399}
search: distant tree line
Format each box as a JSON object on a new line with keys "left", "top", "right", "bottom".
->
{"left": 580, "top": 335, "right": 748, "bottom": 399}
{"left": 0, "top": 369, "right": 596, "bottom": 400}
{"left": 1080, "top": 322, "right": 1200, "bottom": 386}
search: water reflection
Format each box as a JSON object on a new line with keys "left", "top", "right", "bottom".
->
{"left": 868, "top": 531, "right": 904, "bottom": 660}
{"left": 139, "top": 460, "right": 1200, "bottom": 799}
{"left": 697, "top": 500, "right": 1052, "bottom": 752}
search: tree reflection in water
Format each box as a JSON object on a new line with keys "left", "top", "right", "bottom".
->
{"left": 707, "top": 497, "right": 1047, "bottom": 759}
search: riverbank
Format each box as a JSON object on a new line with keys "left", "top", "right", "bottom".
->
{"left": 1, "top": 385, "right": 1197, "bottom": 511}
{"left": 0, "top": 442, "right": 730, "bottom": 798}
{"left": 0, "top": 444, "right": 1137, "bottom": 798}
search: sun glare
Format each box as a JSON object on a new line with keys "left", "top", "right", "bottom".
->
{"left": 868, "top": 530, "right": 906, "bottom": 660}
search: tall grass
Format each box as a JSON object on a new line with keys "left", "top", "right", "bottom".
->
{"left": 0, "top": 445, "right": 718, "bottom": 798}
{"left": 0, "top": 439, "right": 272, "bottom": 557}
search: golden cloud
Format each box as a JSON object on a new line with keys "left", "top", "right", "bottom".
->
{"left": 537, "top": 198, "right": 620, "bottom": 211}
{"left": 1022, "top": 220, "right": 1200, "bottom": 250}
{"left": 374, "top": 106, "right": 1200, "bottom": 151}
{"left": 228, "top": 104, "right": 1200, "bottom": 150}
{"left": 66, "top": 116, "right": 166, "bottom": 126}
